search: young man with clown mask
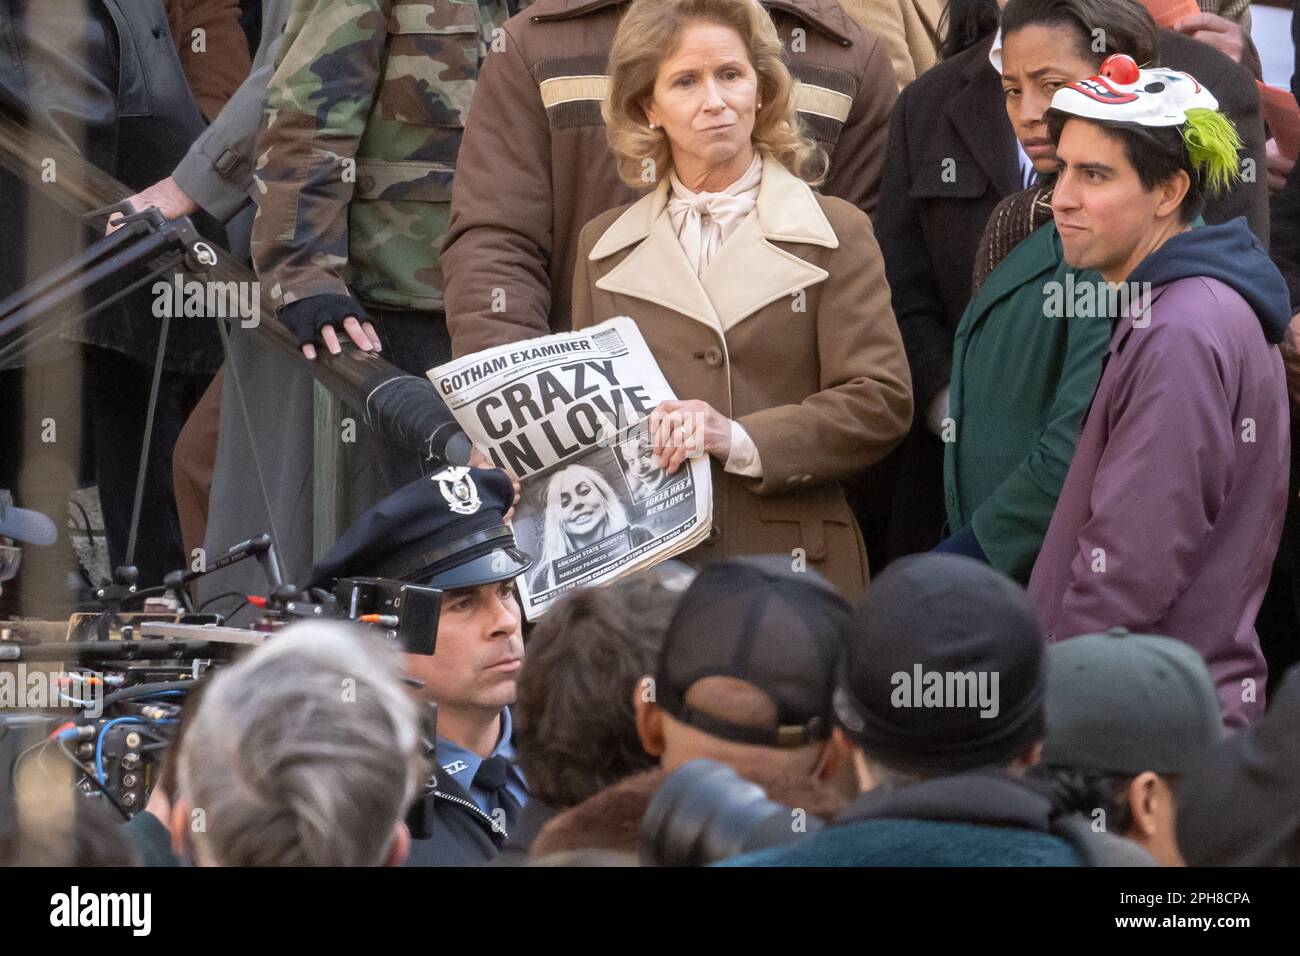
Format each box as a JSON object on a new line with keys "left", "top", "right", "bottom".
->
{"left": 1027, "top": 56, "right": 1291, "bottom": 729}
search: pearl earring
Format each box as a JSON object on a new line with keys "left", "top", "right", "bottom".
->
{"left": 648, "top": 121, "right": 657, "bottom": 130}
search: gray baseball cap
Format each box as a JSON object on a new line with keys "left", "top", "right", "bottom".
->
{"left": 1044, "top": 628, "right": 1223, "bottom": 776}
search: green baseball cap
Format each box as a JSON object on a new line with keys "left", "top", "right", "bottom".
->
{"left": 1043, "top": 628, "right": 1223, "bottom": 776}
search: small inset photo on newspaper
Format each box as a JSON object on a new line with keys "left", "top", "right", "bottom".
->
{"left": 515, "top": 427, "right": 698, "bottom": 604}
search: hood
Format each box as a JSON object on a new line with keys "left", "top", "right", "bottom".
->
{"left": 1127, "top": 218, "right": 1290, "bottom": 344}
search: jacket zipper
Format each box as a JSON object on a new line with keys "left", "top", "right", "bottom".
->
{"left": 530, "top": 0, "right": 627, "bottom": 23}
{"left": 432, "top": 789, "right": 508, "bottom": 840}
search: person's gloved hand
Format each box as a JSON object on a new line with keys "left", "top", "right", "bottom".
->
{"left": 276, "top": 294, "right": 382, "bottom": 359}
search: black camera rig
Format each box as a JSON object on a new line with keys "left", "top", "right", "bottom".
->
{"left": 0, "top": 96, "right": 461, "bottom": 833}
{"left": 1, "top": 532, "right": 443, "bottom": 820}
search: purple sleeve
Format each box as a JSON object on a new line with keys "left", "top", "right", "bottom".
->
{"left": 1052, "top": 290, "right": 1235, "bottom": 637}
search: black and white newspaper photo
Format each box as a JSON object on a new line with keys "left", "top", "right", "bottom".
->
{"left": 428, "top": 318, "right": 712, "bottom": 616}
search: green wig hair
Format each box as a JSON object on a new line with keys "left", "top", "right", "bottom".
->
{"left": 1182, "top": 107, "right": 1243, "bottom": 196}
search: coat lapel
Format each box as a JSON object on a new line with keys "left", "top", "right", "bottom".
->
{"left": 947, "top": 37, "right": 1022, "bottom": 200}
{"left": 591, "top": 156, "right": 835, "bottom": 334}
{"left": 594, "top": 190, "right": 723, "bottom": 330}
{"left": 701, "top": 211, "right": 829, "bottom": 333}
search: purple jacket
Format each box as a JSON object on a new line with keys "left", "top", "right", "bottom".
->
{"left": 1029, "top": 238, "right": 1290, "bottom": 728}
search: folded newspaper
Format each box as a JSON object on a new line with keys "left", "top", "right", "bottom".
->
{"left": 428, "top": 317, "right": 713, "bottom": 616}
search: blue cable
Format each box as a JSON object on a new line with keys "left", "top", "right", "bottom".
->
{"left": 93, "top": 717, "right": 180, "bottom": 782}
{"left": 95, "top": 718, "right": 143, "bottom": 785}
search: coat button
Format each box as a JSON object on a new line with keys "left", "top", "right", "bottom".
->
{"left": 703, "top": 347, "right": 723, "bottom": 368}
{"left": 358, "top": 174, "right": 377, "bottom": 194}
{"left": 706, "top": 523, "right": 721, "bottom": 544}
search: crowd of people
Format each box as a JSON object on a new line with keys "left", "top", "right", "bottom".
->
{"left": 8, "top": 470, "right": 1296, "bottom": 867}
{"left": 2, "top": 0, "right": 1300, "bottom": 866}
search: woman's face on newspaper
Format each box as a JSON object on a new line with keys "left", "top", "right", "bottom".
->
{"left": 625, "top": 434, "right": 660, "bottom": 480}
{"left": 558, "top": 473, "right": 608, "bottom": 538}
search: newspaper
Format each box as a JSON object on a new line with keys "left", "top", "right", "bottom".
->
{"left": 428, "top": 317, "right": 712, "bottom": 616}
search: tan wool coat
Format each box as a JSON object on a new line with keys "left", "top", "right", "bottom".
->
{"left": 571, "top": 157, "right": 913, "bottom": 598}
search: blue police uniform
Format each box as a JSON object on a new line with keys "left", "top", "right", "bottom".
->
{"left": 311, "top": 465, "right": 533, "bottom": 867}
{"left": 436, "top": 706, "right": 529, "bottom": 816}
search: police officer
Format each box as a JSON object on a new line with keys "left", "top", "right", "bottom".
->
{"left": 310, "top": 464, "right": 531, "bottom": 866}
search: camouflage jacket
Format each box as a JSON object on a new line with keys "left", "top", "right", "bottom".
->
{"left": 251, "top": 0, "right": 511, "bottom": 318}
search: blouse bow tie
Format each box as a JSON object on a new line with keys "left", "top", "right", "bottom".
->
{"left": 667, "top": 154, "right": 763, "bottom": 275}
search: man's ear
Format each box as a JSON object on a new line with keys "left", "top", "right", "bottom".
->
{"left": 168, "top": 798, "right": 193, "bottom": 861}
{"left": 1127, "top": 771, "right": 1161, "bottom": 838}
{"left": 832, "top": 727, "right": 872, "bottom": 792}
{"left": 386, "top": 821, "right": 411, "bottom": 868}
{"left": 813, "top": 736, "right": 843, "bottom": 782}
{"left": 1016, "top": 739, "right": 1044, "bottom": 770}
{"left": 633, "top": 676, "right": 665, "bottom": 758}
{"left": 1155, "top": 169, "right": 1191, "bottom": 220}
{"left": 831, "top": 726, "right": 855, "bottom": 762}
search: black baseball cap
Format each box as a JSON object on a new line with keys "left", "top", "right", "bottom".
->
{"left": 1044, "top": 628, "right": 1222, "bottom": 776}
{"left": 833, "top": 554, "right": 1046, "bottom": 774}
{"left": 310, "top": 466, "right": 532, "bottom": 590}
{"left": 654, "top": 555, "right": 848, "bottom": 749}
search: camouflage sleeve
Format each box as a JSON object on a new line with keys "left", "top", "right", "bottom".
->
{"left": 250, "top": 0, "right": 391, "bottom": 310}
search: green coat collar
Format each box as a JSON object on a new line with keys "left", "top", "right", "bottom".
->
{"left": 967, "top": 220, "right": 1063, "bottom": 323}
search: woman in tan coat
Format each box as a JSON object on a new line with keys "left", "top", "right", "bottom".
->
{"left": 570, "top": 0, "right": 912, "bottom": 598}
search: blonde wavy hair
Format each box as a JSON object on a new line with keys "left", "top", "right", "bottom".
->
{"left": 603, "top": 0, "right": 825, "bottom": 188}
{"left": 530, "top": 464, "right": 632, "bottom": 592}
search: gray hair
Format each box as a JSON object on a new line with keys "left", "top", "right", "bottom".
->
{"left": 178, "top": 622, "right": 427, "bottom": 866}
